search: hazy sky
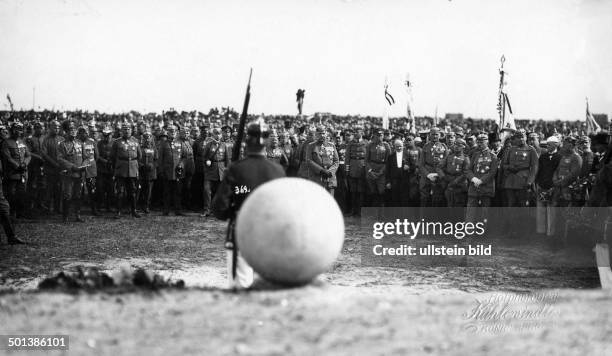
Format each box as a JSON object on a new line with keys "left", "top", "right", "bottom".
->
{"left": 1, "top": 0, "right": 610, "bottom": 119}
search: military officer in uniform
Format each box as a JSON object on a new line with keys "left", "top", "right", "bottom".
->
{"left": 549, "top": 136, "right": 583, "bottom": 240}
{"left": 96, "top": 126, "right": 115, "bottom": 212}
{"left": 502, "top": 131, "right": 538, "bottom": 207}
{"left": 1, "top": 122, "right": 31, "bottom": 219}
{"left": 365, "top": 129, "right": 392, "bottom": 207}
{"left": 345, "top": 125, "right": 368, "bottom": 216}
{"left": 111, "top": 122, "right": 142, "bottom": 218}
{"left": 552, "top": 136, "right": 583, "bottom": 207}
{"left": 418, "top": 127, "right": 448, "bottom": 207}
{"left": 307, "top": 127, "right": 339, "bottom": 195}
{"left": 178, "top": 126, "right": 195, "bottom": 210}
{"left": 202, "top": 127, "right": 230, "bottom": 216}
{"left": 41, "top": 120, "right": 64, "bottom": 215}
{"left": 26, "top": 121, "right": 46, "bottom": 213}
{"left": 212, "top": 120, "right": 286, "bottom": 289}
{"left": 297, "top": 129, "right": 315, "bottom": 179}
{"left": 266, "top": 130, "right": 289, "bottom": 169}
{"left": 403, "top": 134, "right": 422, "bottom": 206}
{"left": 57, "top": 120, "right": 87, "bottom": 223}
{"left": 78, "top": 126, "right": 99, "bottom": 216}
{"left": 139, "top": 126, "right": 157, "bottom": 214}
{"left": 437, "top": 138, "right": 470, "bottom": 208}
{"left": 0, "top": 158, "right": 23, "bottom": 244}
{"left": 335, "top": 130, "right": 351, "bottom": 213}
{"left": 158, "top": 125, "right": 186, "bottom": 216}
{"left": 465, "top": 133, "right": 498, "bottom": 223}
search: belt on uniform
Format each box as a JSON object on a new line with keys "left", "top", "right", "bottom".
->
{"left": 369, "top": 160, "right": 385, "bottom": 164}
{"left": 118, "top": 158, "right": 137, "bottom": 161}
{"left": 349, "top": 157, "right": 364, "bottom": 160}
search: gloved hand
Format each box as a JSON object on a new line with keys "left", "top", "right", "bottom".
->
{"left": 386, "top": 182, "right": 391, "bottom": 189}
{"left": 471, "top": 177, "right": 482, "bottom": 187}
{"left": 205, "top": 160, "right": 212, "bottom": 167}
{"left": 224, "top": 241, "right": 234, "bottom": 250}
{"left": 426, "top": 173, "right": 438, "bottom": 181}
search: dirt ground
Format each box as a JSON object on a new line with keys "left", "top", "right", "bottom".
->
{"left": 0, "top": 213, "right": 611, "bottom": 355}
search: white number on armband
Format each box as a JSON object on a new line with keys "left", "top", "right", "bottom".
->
{"left": 234, "top": 185, "right": 251, "bottom": 194}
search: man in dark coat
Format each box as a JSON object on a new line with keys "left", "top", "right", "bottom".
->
{"left": 212, "top": 120, "right": 286, "bottom": 289}
{"left": 158, "top": 125, "right": 186, "bottom": 216}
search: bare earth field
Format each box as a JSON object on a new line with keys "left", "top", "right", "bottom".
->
{"left": 0, "top": 214, "right": 611, "bottom": 355}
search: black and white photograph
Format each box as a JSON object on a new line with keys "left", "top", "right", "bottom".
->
{"left": 1, "top": 0, "right": 611, "bottom": 355}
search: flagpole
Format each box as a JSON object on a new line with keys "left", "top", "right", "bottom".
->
{"left": 497, "top": 55, "right": 506, "bottom": 132}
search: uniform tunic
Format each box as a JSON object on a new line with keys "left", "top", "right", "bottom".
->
{"left": 111, "top": 137, "right": 141, "bottom": 178}
{"left": 502, "top": 144, "right": 538, "bottom": 189}
{"left": 308, "top": 142, "right": 339, "bottom": 189}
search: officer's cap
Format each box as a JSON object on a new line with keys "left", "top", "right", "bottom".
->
{"left": 221, "top": 125, "right": 231, "bottom": 133}
{"left": 476, "top": 133, "right": 488, "bottom": 141}
{"left": 33, "top": 121, "right": 43, "bottom": 128}
{"left": 528, "top": 132, "right": 539, "bottom": 139}
{"left": 511, "top": 130, "right": 525, "bottom": 139}
{"left": 102, "top": 126, "right": 113, "bottom": 135}
{"left": 414, "top": 137, "right": 423, "bottom": 143}
{"left": 545, "top": 136, "right": 559, "bottom": 144}
{"left": 430, "top": 127, "right": 441, "bottom": 134}
{"left": 454, "top": 138, "right": 467, "bottom": 146}
{"left": 372, "top": 128, "right": 383, "bottom": 136}
{"left": 77, "top": 126, "right": 88, "bottom": 133}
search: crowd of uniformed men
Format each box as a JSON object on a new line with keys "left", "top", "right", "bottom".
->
{"left": 0, "top": 109, "right": 611, "bottom": 244}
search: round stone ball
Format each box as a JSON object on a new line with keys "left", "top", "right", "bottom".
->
{"left": 236, "top": 178, "right": 345, "bottom": 286}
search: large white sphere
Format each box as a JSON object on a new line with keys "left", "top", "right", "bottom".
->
{"left": 236, "top": 178, "right": 345, "bottom": 286}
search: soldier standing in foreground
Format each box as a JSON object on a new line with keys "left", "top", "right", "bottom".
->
{"left": 307, "top": 127, "right": 339, "bottom": 195}
{"left": 202, "top": 128, "right": 230, "bottom": 217}
{"left": 465, "top": 134, "right": 498, "bottom": 224}
{"left": 158, "top": 126, "right": 185, "bottom": 216}
{"left": 365, "top": 129, "right": 391, "bottom": 208}
{"left": 345, "top": 126, "right": 368, "bottom": 216}
{"left": 111, "top": 123, "right": 141, "bottom": 219}
{"left": 57, "top": 120, "right": 86, "bottom": 223}
{"left": 212, "top": 121, "right": 286, "bottom": 289}
{"left": 1, "top": 122, "right": 31, "bottom": 219}
{"left": 79, "top": 126, "right": 99, "bottom": 216}
{"left": 419, "top": 127, "right": 448, "bottom": 207}
{"left": 96, "top": 126, "right": 114, "bottom": 212}
{"left": 41, "top": 120, "right": 64, "bottom": 215}
{"left": 0, "top": 158, "right": 23, "bottom": 244}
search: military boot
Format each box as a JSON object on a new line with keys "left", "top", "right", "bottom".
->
{"left": 62, "top": 199, "right": 70, "bottom": 223}
{"left": 74, "top": 199, "right": 85, "bottom": 223}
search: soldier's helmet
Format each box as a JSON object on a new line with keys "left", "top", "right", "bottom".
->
{"left": 246, "top": 118, "right": 270, "bottom": 148}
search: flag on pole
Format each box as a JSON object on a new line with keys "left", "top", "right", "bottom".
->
{"left": 405, "top": 73, "right": 416, "bottom": 134}
{"left": 6, "top": 94, "right": 14, "bottom": 111}
{"left": 384, "top": 77, "right": 395, "bottom": 106}
{"left": 497, "top": 56, "right": 516, "bottom": 132}
{"left": 585, "top": 97, "right": 601, "bottom": 135}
